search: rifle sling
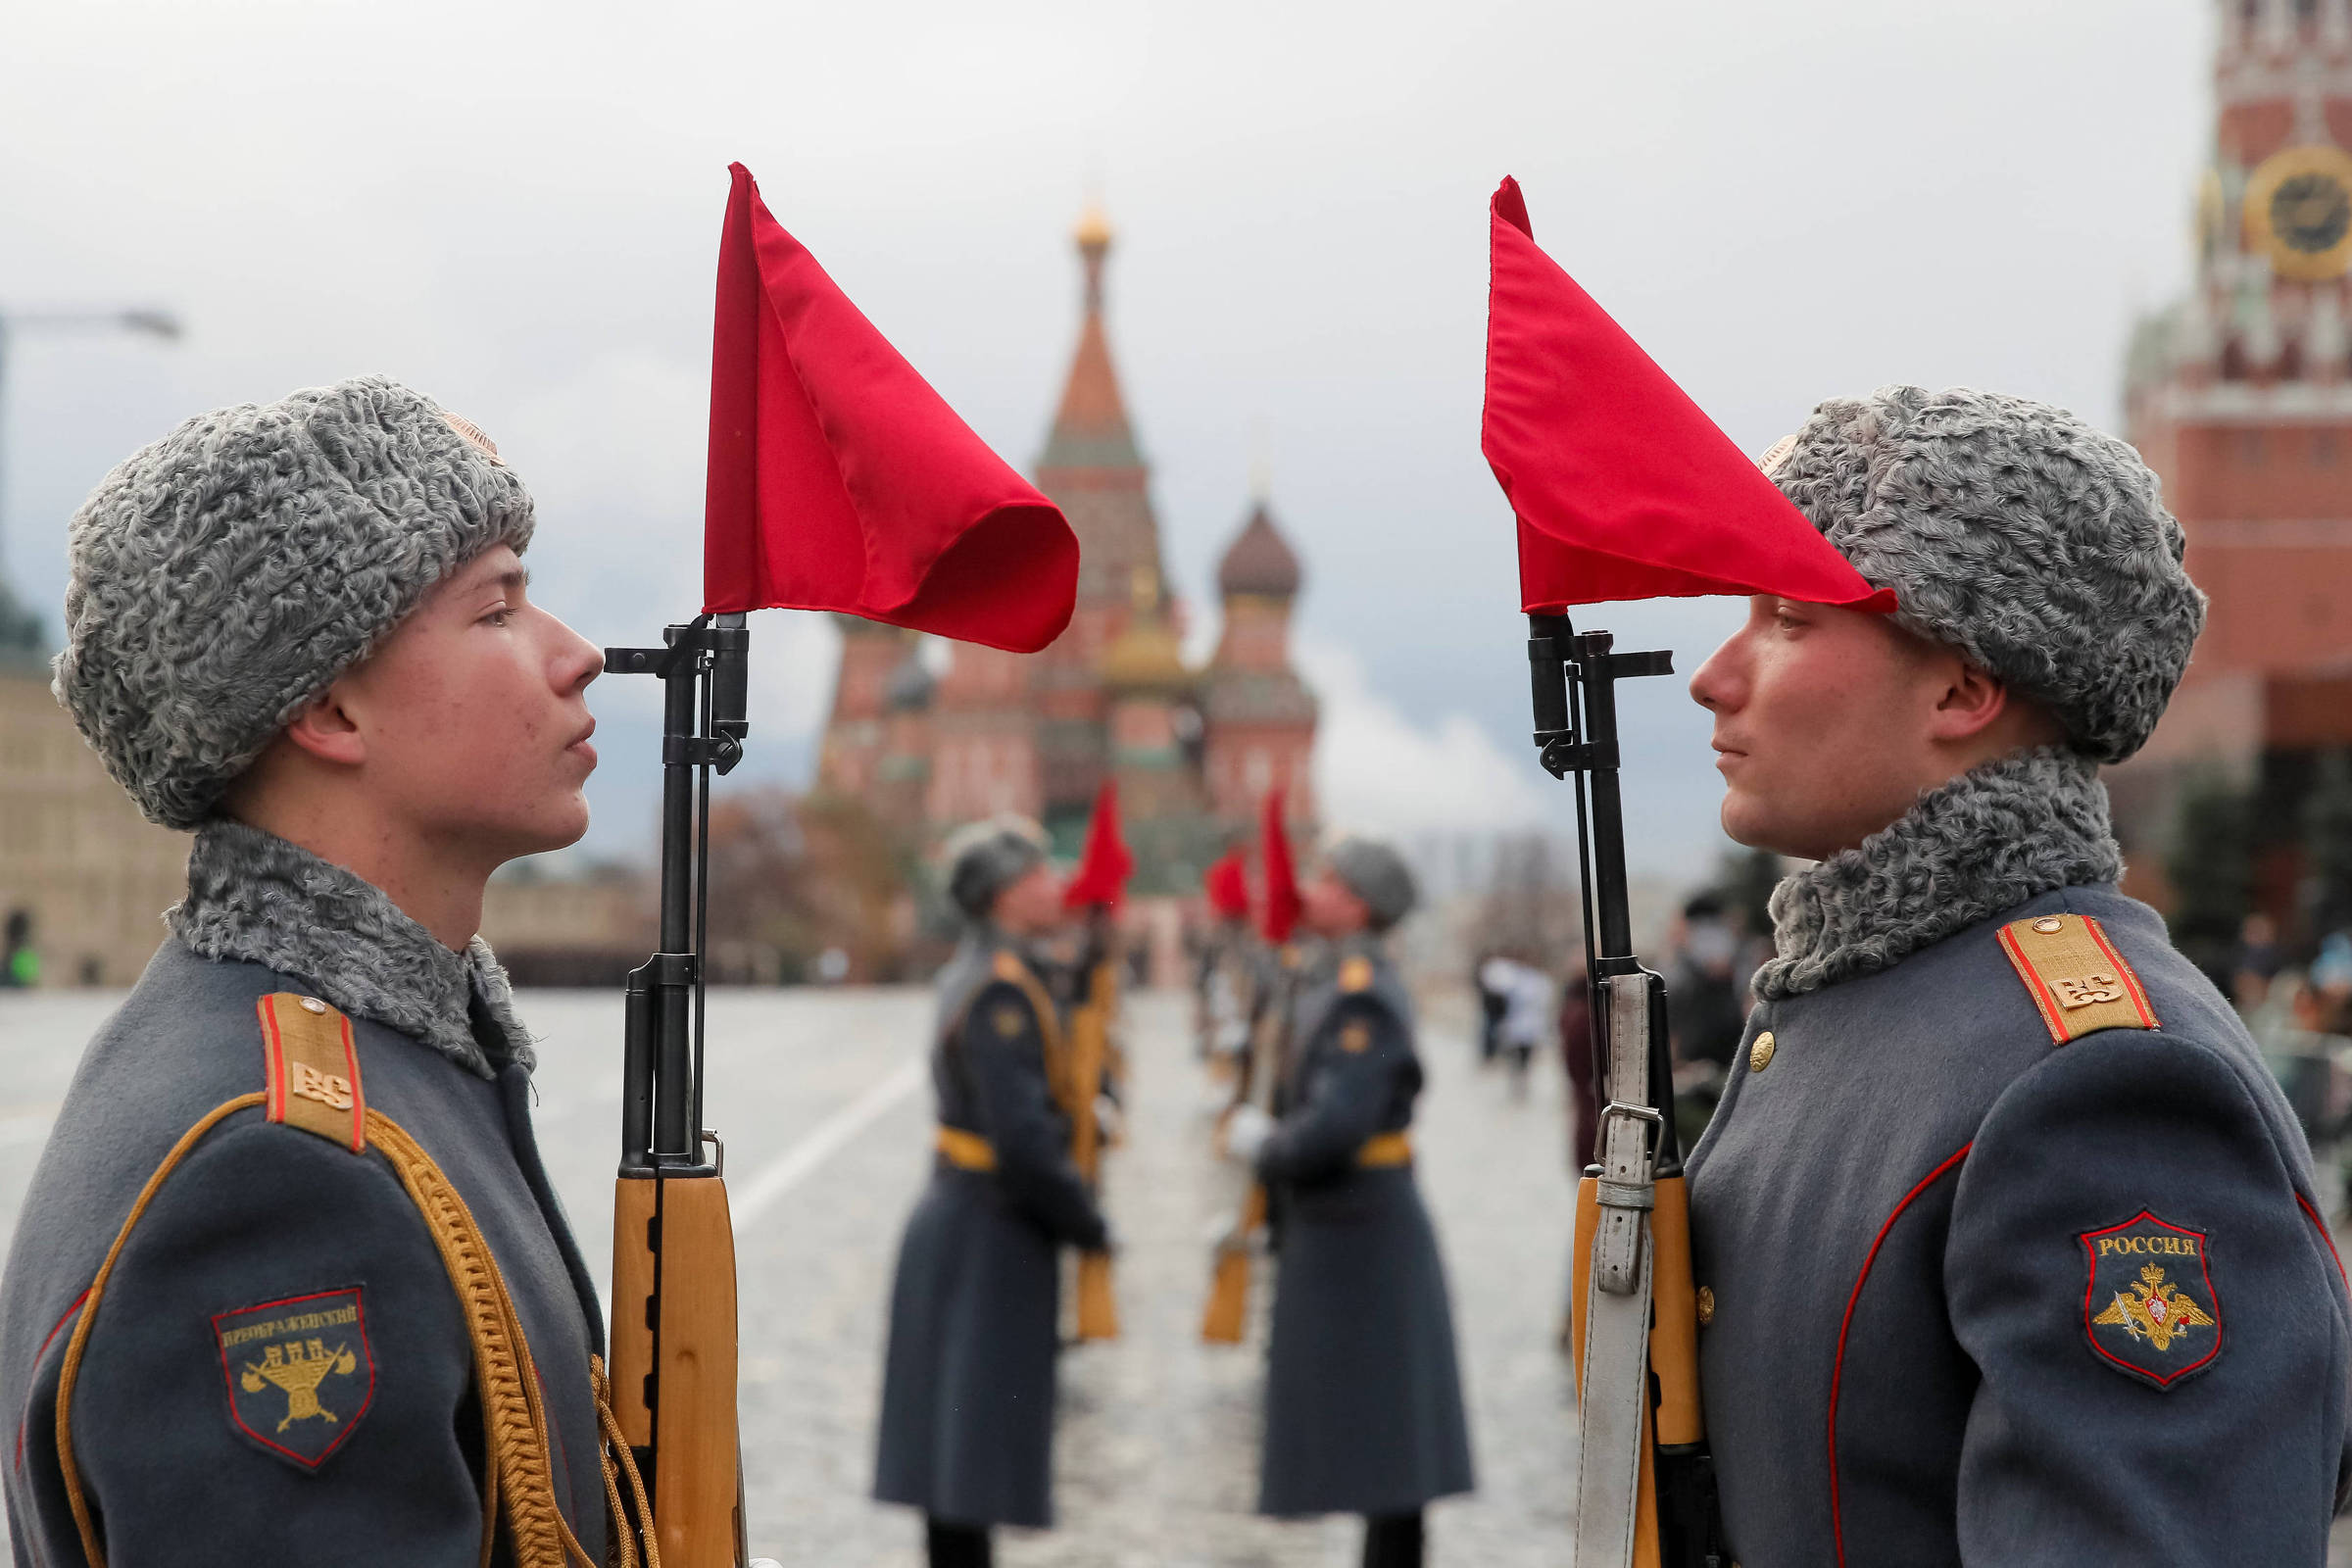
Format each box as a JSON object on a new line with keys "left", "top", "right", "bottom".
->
{"left": 1574, "top": 972, "right": 1661, "bottom": 1568}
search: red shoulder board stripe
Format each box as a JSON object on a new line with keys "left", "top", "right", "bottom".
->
{"left": 1995, "top": 913, "right": 2157, "bottom": 1046}
{"left": 255, "top": 994, "right": 367, "bottom": 1153}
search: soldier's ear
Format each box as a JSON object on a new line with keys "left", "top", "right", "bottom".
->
{"left": 1925, "top": 658, "right": 2010, "bottom": 743}
{"left": 279, "top": 686, "right": 368, "bottom": 768}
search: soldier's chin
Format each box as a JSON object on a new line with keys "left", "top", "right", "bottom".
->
{"left": 1718, "top": 792, "right": 1797, "bottom": 859}
{"left": 499, "top": 793, "right": 593, "bottom": 860}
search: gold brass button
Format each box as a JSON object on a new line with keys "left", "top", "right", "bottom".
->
{"left": 1695, "top": 1285, "right": 1715, "bottom": 1326}
{"left": 2033, "top": 916, "right": 2065, "bottom": 934}
{"left": 299, "top": 996, "right": 328, "bottom": 1015}
{"left": 1749, "top": 1031, "right": 1776, "bottom": 1072}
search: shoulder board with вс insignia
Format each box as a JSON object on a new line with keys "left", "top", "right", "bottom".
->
{"left": 1339, "top": 956, "right": 1375, "bottom": 994}
{"left": 1996, "top": 913, "right": 2158, "bottom": 1046}
{"left": 255, "top": 993, "right": 367, "bottom": 1152}
{"left": 993, "top": 950, "right": 1029, "bottom": 984}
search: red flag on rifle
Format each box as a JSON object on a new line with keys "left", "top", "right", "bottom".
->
{"left": 702, "top": 163, "right": 1081, "bottom": 652}
{"left": 1258, "top": 789, "right": 1301, "bottom": 945}
{"left": 1203, "top": 850, "right": 1250, "bottom": 921}
{"left": 1064, "top": 781, "right": 1135, "bottom": 909}
{"left": 1481, "top": 176, "right": 1894, "bottom": 615}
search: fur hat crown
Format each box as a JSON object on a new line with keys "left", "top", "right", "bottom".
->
{"left": 1768, "top": 385, "right": 2205, "bottom": 763}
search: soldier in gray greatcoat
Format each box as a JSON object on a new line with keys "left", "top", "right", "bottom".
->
{"left": 1682, "top": 387, "right": 2352, "bottom": 1563}
{"left": 873, "top": 817, "right": 1112, "bottom": 1568}
{"left": 1225, "top": 837, "right": 1474, "bottom": 1568}
{"left": 0, "top": 379, "right": 615, "bottom": 1564}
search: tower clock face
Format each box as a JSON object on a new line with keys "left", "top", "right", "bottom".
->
{"left": 2245, "top": 145, "right": 2352, "bottom": 281}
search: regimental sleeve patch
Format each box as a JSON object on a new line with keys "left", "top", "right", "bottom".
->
{"left": 1339, "top": 1020, "right": 1372, "bottom": 1054}
{"left": 2081, "top": 1211, "right": 2221, "bottom": 1390}
{"left": 214, "top": 1288, "right": 374, "bottom": 1469}
{"left": 993, "top": 1004, "right": 1028, "bottom": 1039}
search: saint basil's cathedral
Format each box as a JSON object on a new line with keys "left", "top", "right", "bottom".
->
{"left": 813, "top": 209, "right": 1319, "bottom": 942}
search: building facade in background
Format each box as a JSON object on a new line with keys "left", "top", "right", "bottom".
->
{"left": 815, "top": 211, "right": 1319, "bottom": 932}
{"left": 0, "top": 597, "right": 188, "bottom": 987}
{"left": 2121, "top": 0, "right": 2352, "bottom": 915}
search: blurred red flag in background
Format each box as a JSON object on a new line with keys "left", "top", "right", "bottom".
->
{"left": 1202, "top": 849, "right": 1250, "bottom": 921}
{"left": 1258, "top": 789, "right": 1301, "bottom": 945}
{"left": 1481, "top": 176, "right": 1894, "bottom": 615}
{"left": 702, "top": 164, "right": 1081, "bottom": 652}
{"left": 1064, "top": 781, "right": 1135, "bottom": 909}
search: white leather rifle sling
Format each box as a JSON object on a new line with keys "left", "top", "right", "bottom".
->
{"left": 1573, "top": 972, "right": 1661, "bottom": 1568}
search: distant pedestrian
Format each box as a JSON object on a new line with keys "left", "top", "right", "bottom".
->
{"left": 1494, "top": 955, "right": 1551, "bottom": 1095}
{"left": 2230, "top": 911, "right": 2285, "bottom": 1010}
{"left": 1474, "top": 952, "right": 1510, "bottom": 1062}
{"left": 1558, "top": 961, "right": 1596, "bottom": 1169}
{"left": 1225, "top": 837, "right": 1473, "bottom": 1568}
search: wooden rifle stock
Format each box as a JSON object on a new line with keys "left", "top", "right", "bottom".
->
{"left": 1067, "top": 936, "right": 1120, "bottom": 1341}
{"left": 603, "top": 616, "right": 753, "bottom": 1568}
{"left": 1201, "top": 943, "right": 1290, "bottom": 1344}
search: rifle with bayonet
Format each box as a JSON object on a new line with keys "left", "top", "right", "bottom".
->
{"left": 603, "top": 610, "right": 754, "bottom": 1568}
{"left": 1529, "top": 612, "right": 1723, "bottom": 1568}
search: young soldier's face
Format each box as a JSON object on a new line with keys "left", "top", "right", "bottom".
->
{"left": 1300, "top": 870, "right": 1372, "bottom": 939}
{"left": 331, "top": 545, "right": 604, "bottom": 861}
{"left": 1688, "top": 596, "right": 1954, "bottom": 861}
{"left": 993, "top": 862, "right": 1065, "bottom": 936}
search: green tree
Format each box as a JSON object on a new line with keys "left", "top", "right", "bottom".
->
{"left": 2302, "top": 751, "right": 2352, "bottom": 936}
{"left": 2166, "top": 770, "right": 2257, "bottom": 977}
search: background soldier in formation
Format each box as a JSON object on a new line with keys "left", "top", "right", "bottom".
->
{"left": 874, "top": 816, "right": 1114, "bottom": 1568}
{"left": 0, "top": 378, "right": 615, "bottom": 1563}
{"left": 1684, "top": 386, "right": 2352, "bottom": 1561}
{"left": 1225, "top": 837, "right": 1474, "bottom": 1568}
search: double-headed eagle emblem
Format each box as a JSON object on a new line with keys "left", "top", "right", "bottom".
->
{"left": 2092, "top": 1263, "right": 2215, "bottom": 1353}
{"left": 241, "top": 1338, "right": 359, "bottom": 1432}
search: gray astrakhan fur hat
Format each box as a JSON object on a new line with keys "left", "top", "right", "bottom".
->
{"left": 1763, "top": 385, "right": 2205, "bottom": 763}
{"left": 54, "top": 375, "right": 534, "bottom": 828}
{"left": 1325, "top": 836, "right": 1418, "bottom": 932}
{"left": 944, "top": 814, "right": 1052, "bottom": 922}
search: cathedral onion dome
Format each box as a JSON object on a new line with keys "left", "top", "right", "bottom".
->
{"left": 885, "top": 645, "right": 935, "bottom": 711}
{"left": 1074, "top": 203, "right": 1112, "bottom": 252}
{"left": 1216, "top": 502, "right": 1301, "bottom": 600}
{"left": 1102, "top": 612, "right": 1190, "bottom": 693}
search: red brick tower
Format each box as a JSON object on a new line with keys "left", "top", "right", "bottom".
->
{"left": 2120, "top": 0, "right": 2352, "bottom": 892}
{"left": 814, "top": 615, "right": 909, "bottom": 800}
{"left": 1026, "top": 206, "right": 1180, "bottom": 850}
{"left": 1201, "top": 498, "right": 1317, "bottom": 832}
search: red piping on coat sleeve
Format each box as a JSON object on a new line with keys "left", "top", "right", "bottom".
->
{"left": 2298, "top": 1192, "right": 2348, "bottom": 1288}
{"left": 1830, "top": 1143, "right": 1973, "bottom": 1568}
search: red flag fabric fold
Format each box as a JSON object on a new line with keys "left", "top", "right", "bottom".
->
{"left": 1063, "top": 781, "right": 1135, "bottom": 909}
{"left": 1482, "top": 175, "right": 1894, "bottom": 615}
{"left": 1202, "top": 850, "right": 1250, "bottom": 920}
{"left": 704, "top": 163, "right": 1081, "bottom": 652}
{"left": 1258, "top": 790, "right": 1301, "bottom": 946}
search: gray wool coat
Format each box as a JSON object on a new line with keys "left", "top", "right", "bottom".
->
{"left": 1255, "top": 939, "right": 1475, "bottom": 1518}
{"left": 0, "top": 941, "right": 608, "bottom": 1568}
{"left": 1689, "top": 883, "right": 2352, "bottom": 1566}
{"left": 873, "top": 933, "right": 1107, "bottom": 1530}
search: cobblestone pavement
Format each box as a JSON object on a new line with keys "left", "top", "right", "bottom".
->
{"left": 6, "top": 983, "right": 2349, "bottom": 1564}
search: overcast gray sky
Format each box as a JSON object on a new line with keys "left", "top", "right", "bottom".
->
{"left": 0, "top": 0, "right": 2215, "bottom": 878}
